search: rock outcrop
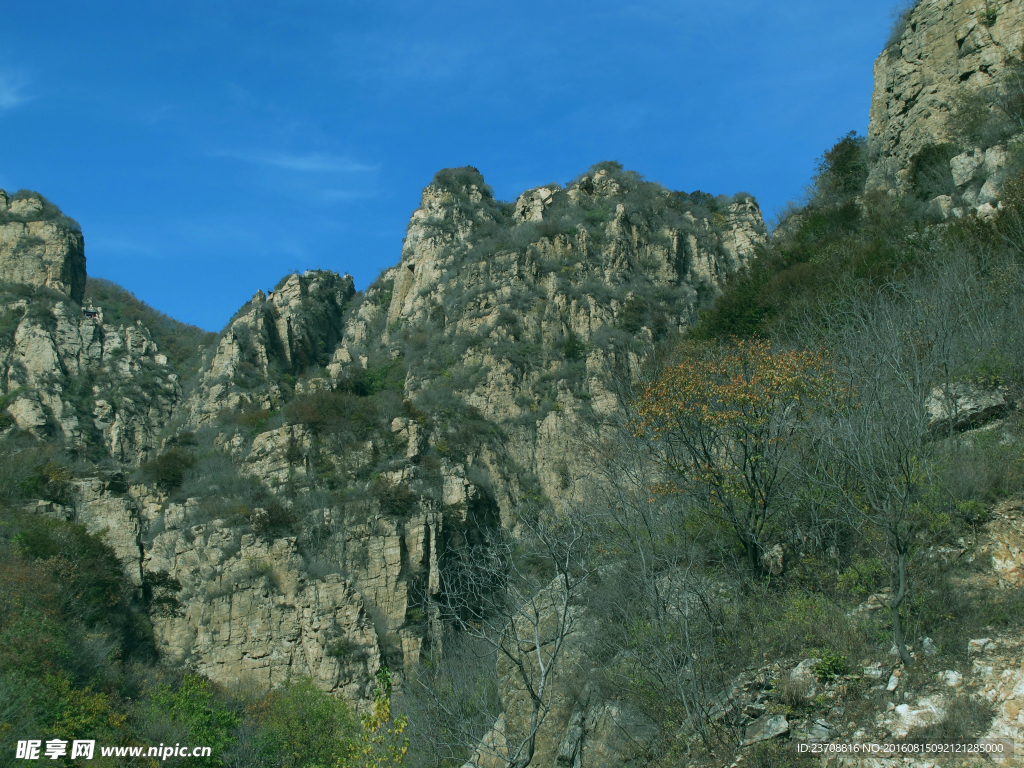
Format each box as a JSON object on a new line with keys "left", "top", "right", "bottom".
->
{"left": 1, "top": 168, "right": 765, "bottom": 718}
{"left": 0, "top": 190, "right": 86, "bottom": 302}
{"left": 326, "top": 165, "right": 766, "bottom": 519}
{"left": 0, "top": 298, "right": 180, "bottom": 463}
{"left": 867, "top": 0, "right": 1024, "bottom": 195}
{"left": 184, "top": 269, "right": 355, "bottom": 427}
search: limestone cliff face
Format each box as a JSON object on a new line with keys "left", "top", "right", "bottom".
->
{"left": 0, "top": 295, "right": 180, "bottom": 463}
{"left": 0, "top": 191, "right": 86, "bottom": 302}
{"left": 867, "top": 0, "right": 1024, "bottom": 193}
{"left": 71, "top": 476, "right": 444, "bottom": 700}
{"left": 387, "top": 167, "right": 761, "bottom": 332}
{"left": 184, "top": 269, "right": 355, "bottom": 427}
{"left": 330, "top": 165, "right": 766, "bottom": 520}
{"left": 0, "top": 190, "right": 182, "bottom": 464}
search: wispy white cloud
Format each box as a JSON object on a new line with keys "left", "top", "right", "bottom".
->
{"left": 219, "top": 149, "right": 377, "bottom": 174}
{"left": 0, "top": 71, "right": 30, "bottom": 110}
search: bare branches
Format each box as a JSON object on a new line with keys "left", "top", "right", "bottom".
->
{"left": 427, "top": 514, "right": 592, "bottom": 768}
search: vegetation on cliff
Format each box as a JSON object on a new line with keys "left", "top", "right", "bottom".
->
{"left": 9, "top": 15, "right": 1024, "bottom": 760}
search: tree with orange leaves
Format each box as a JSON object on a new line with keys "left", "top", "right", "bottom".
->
{"left": 633, "top": 338, "right": 837, "bottom": 576}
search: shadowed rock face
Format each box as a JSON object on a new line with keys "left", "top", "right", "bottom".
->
{"left": 867, "top": 0, "right": 1024, "bottom": 194}
{"left": 0, "top": 190, "right": 86, "bottom": 302}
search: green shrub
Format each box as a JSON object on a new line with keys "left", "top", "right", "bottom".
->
{"left": 813, "top": 132, "right": 868, "bottom": 201}
{"left": 0, "top": 191, "right": 81, "bottom": 230}
{"left": 812, "top": 651, "right": 848, "bottom": 682}
{"left": 234, "top": 677, "right": 356, "bottom": 768}
{"left": 285, "top": 390, "right": 379, "bottom": 437}
{"left": 560, "top": 328, "right": 588, "bottom": 360}
{"left": 326, "top": 638, "right": 353, "bottom": 658}
{"left": 147, "top": 674, "right": 239, "bottom": 767}
{"left": 908, "top": 143, "right": 958, "bottom": 200}
{"left": 982, "top": 1, "right": 998, "bottom": 27}
{"left": 140, "top": 447, "right": 196, "bottom": 493}
{"left": 371, "top": 476, "right": 417, "bottom": 517}
{"left": 886, "top": 0, "right": 922, "bottom": 49}
{"left": 0, "top": 510, "right": 157, "bottom": 674}
{"left": 84, "top": 278, "right": 215, "bottom": 377}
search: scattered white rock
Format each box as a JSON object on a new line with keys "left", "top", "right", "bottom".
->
{"left": 951, "top": 148, "right": 985, "bottom": 187}
{"left": 969, "top": 638, "right": 993, "bottom": 654}
{"left": 742, "top": 714, "right": 789, "bottom": 746}
{"left": 939, "top": 670, "right": 962, "bottom": 687}
{"left": 977, "top": 202, "right": 999, "bottom": 221}
{"left": 891, "top": 696, "right": 946, "bottom": 739}
{"left": 793, "top": 719, "right": 832, "bottom": 743}
{"left": 791, "top": 658, "right": 820, "bottom": 683}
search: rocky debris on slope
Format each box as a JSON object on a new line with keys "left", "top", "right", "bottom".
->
{"left": 464, "top": 492, "right": 1024, "bottom": 768}
{"left": 972, "top": 496, "right": 1024, "bottom": 588}
{"left": 825, "top": 636, "right": 1024, "bottom": 767}
{"left": 0, "top": 190, "right": 86, "bottom": 302}
{"left": 930, "top": 142, "right": 1014, "bottom": 220}
{"left": 868, "top": 0, "right": 1024, "bottom": 197}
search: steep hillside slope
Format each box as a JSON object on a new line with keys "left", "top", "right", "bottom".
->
{"left": 0, "top": 166, "right": 764, "bottom": 727}
{"left": 135, "top": 164, "right": 765, "bottom": 701}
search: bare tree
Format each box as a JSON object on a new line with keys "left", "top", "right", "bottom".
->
{"left": 401, "top": 632, "right": 501, "bottom": 768}
{"left": 427, "top": 513, "right": 591, "bottom": 768}
{"left": 559, "top": 402, "right": 762, "bottom": 756}
{"left": 807, "top": 254, "right": 1002, "bottom": 667}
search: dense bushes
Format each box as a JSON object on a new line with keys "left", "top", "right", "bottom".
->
{"left": 907, "top": 142, "right": 958, "bottom": 200}
{"left": 285, "top": 390, "right": 379, "bottom": 437}
{"left": 812, "top": 131, "right": 868, "bottom": 202}
{"left": 886, "top": 0, "right": 922, "bottom": 49}
{"left": 139, "top": 447, "right": 196, "bottom": 493}
{"left": 690, "top": 132, "right": 925, "bottom": 340}
{"left": 0, "top": 489, "right": 402, "bottom": 766}
{"left": 0, "top": 439, "right": 76, "bottom": 508}
{"left": 0, "top": 506, "right": 160, "bottom": 758}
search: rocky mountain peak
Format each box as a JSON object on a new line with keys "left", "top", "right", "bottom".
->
{"left": 567, "top": 163, "right": 623, "bottom": 200}
{"left": 0, "top": 189, "right": 86, "bottom": 302}
{"left": 183, "top": 269, "right": 356, "bottom": 427}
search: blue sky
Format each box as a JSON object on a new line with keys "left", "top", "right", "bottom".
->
{"left": 1, "top": 1, "right": 903, "bottom": 331}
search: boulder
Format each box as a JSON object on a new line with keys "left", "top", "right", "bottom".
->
{"left": 742, "top": 714, "right": 789, "bottom": 746}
